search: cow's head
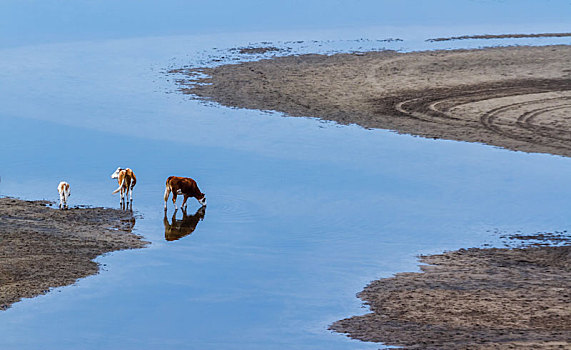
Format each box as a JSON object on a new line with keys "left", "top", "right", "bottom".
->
{"left": 198, "top": 193, "right": 207, "bottom": 207}
{"left": 111, "top": 167, "right": 123, "bottom": 179}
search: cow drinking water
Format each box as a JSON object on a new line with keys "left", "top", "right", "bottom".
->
{"left": 164, "top": 176, "right": 206, "bottom": 211}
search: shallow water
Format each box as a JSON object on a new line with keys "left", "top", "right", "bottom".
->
{"left": 1, "top": 1, "right": 571, "bottom": 349}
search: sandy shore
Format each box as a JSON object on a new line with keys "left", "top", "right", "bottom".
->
{"left": 176, "top": 45, "right": 571, "bottom": 157}
{"left": 0, "top": 198, "right": 147, "bottom": 310}
{"left": 330, "top": 238, "right": 570, "bottom": 349}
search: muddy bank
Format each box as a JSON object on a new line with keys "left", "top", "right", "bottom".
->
{"left": 176, "top": 45, "right": 571, "bottom": 157}
{"left": 329, "top": 236, "right": 571, "bottom": 349}
{"left": 0, "top": 197, "right": 147, "bottom": 310}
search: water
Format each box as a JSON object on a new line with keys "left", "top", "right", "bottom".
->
{"left": 1, "top": 1, "right": 571, "bottom": 349}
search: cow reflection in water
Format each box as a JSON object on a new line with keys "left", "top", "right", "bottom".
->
{"left": 164, "top": 206, "right": 206, "bottom": 241}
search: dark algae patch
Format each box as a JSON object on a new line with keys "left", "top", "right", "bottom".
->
{"left": 329, "top": 233, "right": 571, "bottom": 349}
{"left": 233, "top": 46, "right": 282, "bottom": 55}
{"left": 0, "top": 197, "right": 148, "bottom": 310}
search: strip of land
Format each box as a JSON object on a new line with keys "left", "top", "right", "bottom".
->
{"left": 427, "top": 32, "right": 571, "bottom": 42}
{"left": 176, "top": 45, "right": 571, "bottom": 157}
{"left": 0, "top": 198, "right": 147, "bottom": 310}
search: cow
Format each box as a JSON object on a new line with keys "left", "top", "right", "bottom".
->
{"left": 164, "top": 176, "right": 206, "bottom": 210}
{"left": 111, "top": 167, "right": 137, "bottom": 208}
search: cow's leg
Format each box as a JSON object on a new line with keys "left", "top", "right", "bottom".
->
{"left": 182, "top": 195, "right": 189, "bottom": 209}
{"left": 172, "top": 192, "right": 178, "bottom": 210}
{"left": 129, "top": 185, "right": 133, "bottom": 202}
{"left": 164, "top": 186, "right": 171, "bottom": 211}
{"left": 59, "top": 192, "right": 64, "bottom": 209}
{"left": 125, "top": 187, "right": 131, "bottom": 209}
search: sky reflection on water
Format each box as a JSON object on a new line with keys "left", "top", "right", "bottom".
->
{"left": 1, "top": 1, "right": 571, "bottom": 349}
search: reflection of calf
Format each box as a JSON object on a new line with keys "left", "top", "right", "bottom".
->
{"left": 164, "top": 206, "right": 206, "bottom": 241}
{"left": 57, "top": 181, "right": 71, "bottom": 209}
{"left": 163, "top": 176, "right": 206, "bottom": 211}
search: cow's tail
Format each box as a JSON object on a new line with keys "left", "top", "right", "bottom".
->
{"left": 112, "top": 177, "right": 125, "bottom": 194}
{"left": 164, "top": 181, "right": 172, "bottom": 202}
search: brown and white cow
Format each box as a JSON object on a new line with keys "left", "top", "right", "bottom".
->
{"left": 111, "top": 167, "right": 137, "bottom": 206}
{"left": 164, "top": 176, "right": 206, "bottom": 210}
{"left": 57, "top": 181, "right": 71, "bottom": 209}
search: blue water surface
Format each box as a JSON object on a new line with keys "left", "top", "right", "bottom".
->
{"left": 1, "top": 1, "right": 571, "bottom": 349}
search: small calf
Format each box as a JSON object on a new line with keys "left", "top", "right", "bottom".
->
{"left": 57, "top": 181, "right": 71, "bottom": 209}
{"left": 164, "top": 176, "right": 206, "bottom": 210}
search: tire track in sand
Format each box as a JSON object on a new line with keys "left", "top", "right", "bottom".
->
{"left": 376, "top": 78, "right": 571, "bottom": 152}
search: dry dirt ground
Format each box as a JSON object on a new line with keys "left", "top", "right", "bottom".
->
{"left": 330, "top": 243, "right": 571, "bottom": 349}
{"left": 176, "top": 45, "right": 571, "bottom": 157}
{"left": 0, "top": 198, "right": 147, "bottom": 310}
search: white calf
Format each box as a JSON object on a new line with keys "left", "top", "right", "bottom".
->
{"left": 57, "top": 181, "right": 71, "bottom": 209}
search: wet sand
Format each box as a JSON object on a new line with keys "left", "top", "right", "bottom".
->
{"left": 0, "top": 198, "right": 147, "bottom": 310}
{"left": 330, "top": 240, "right": 571, "bottom": 349}
{"left": 176, "top": 45, "right": 571, "bottom": 157}
{"left": 173, "top": 43, "right": 571, "bottom": 348}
